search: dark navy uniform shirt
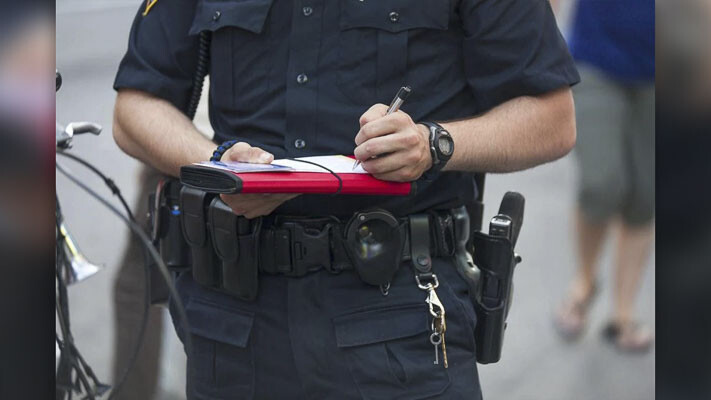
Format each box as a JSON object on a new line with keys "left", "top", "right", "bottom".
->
{"left": 115, "top": 0, "right": 579, "bottom": 217}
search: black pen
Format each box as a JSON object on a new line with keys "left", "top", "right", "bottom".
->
{"left": 353, "top": 86, "right": 412, "bottom": 171}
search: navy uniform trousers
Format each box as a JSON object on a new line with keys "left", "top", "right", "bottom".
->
{"left": 170, "top": 257, "right": 483, "bottom": 399}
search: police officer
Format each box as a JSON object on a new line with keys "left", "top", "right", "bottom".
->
{"left": 113, "top": 0, "right": 579, "bottom": 398}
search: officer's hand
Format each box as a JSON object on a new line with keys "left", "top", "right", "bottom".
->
{"left": 354, "top": 104, "right": 432, "bottom": 182}
{"left": 219, "top": 142, "right": 298, "bottom": 219}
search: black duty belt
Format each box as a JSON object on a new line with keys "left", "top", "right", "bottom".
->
{"left": 179, "top": 186, "right": 458, "bottom": 300}
{"left": 256, "top": 211, "right": 456, "bottom": 277}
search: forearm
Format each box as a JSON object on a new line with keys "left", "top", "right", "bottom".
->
{"left": 113, "top": 89, "right": 215, "bottom": 177}
{"left": 441, "top": 87, "right": 576, "bottom": 173}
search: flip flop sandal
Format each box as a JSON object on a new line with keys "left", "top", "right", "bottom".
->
{"left": 602, "top": 321, "right": 655, "bottom": 353}
{"left": 553, "top": 283, "right": 598, "bottom": 341}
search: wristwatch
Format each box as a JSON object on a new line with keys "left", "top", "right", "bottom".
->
{"left": 420, "top": 121, "right": 454, "bottom": 174}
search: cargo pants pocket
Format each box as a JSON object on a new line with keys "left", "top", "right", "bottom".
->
{"left": 185, "top": 297, "right": 256, "bottom": 400}
{"left": 333, "top": 304, "right": 451, "bottom": 400}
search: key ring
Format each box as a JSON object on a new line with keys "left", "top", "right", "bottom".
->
{"left": 425, "top": 282, "right": 445, "bottom": 318}
{"left": 428, "top": 299, "right": 443, "bottom": 319}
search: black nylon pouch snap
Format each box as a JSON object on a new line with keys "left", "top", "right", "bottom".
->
{"left": 180, "top": 186, "right": 220, "bottom": 288}
{"left": 209, "top": 197, "right": 259, "bottom": 301}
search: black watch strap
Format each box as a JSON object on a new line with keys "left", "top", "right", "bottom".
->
{"left": 419, "top": 121, "right": 452, "bottom": 176}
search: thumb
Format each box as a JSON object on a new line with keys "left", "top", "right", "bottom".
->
{"left": 250, "top": 147, "right": 274, "bottom": 164}
{"left": 224, "top": 143, "right": 274, "bottom": 164}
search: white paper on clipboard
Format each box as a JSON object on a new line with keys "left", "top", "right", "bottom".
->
{"left": 194, "top": 155, "right": 368, "bottom": 174}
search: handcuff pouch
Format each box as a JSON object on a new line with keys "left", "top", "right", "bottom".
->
{"left": 344, "top": 209, "right": 403, "bottom": 286}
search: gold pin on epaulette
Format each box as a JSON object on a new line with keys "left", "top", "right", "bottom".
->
{"left": 143, "top": 0, "right": 158, "bottom": 17}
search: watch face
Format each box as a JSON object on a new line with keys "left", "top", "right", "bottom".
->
{"left": 437, "top": 134, "right": 454, "bottom": 156}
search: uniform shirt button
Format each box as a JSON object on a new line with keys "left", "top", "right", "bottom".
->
{"left": 302, "top": 6, "right": 313, "bottom": 17}
{"left": 389, "top": 11, "right": 399, "bottom": 23}
{"left": 296, "top": 73, "right": 309, "bottom": 84}
{"left": 213, "top": 11, "right": 221, "bottom": 21}
{"left": 294, "top": 139, "right": 306, "bottom": 149}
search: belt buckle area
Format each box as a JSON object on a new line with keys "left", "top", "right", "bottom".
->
{"left": 280, "top": 222, "right": 332, "bottom": 277}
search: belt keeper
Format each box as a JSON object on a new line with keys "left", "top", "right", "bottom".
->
{"left": 273, "top": 228, "right": 292, "bottom": 274}
{"left": 408, "top": 214, "right": 433, "bottom": 279}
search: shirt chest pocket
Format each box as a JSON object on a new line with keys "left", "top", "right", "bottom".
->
{"left": 190, "top": 0, "right": 275, "bottom": 110}
{"left": 337, "top": 0, "right": 450, "bottom": 105}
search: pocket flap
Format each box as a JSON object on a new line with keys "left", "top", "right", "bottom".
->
{"left": 180, "top": 187, "right": 208, "bottom": 247}
{"left": 190, "top": 0, "right": 274, "bottom": 35}
{"left": 340, "top": 0, "right": 449, "bottom": 33}
{"left": 333, "top": 304, "right": 428, "bottom": 348}
{"left": 186, "top": 298, "right": 255, "bottom": 348}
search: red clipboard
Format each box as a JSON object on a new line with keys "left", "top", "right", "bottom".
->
{"left": 180, "top": 164, "right": 414, "bottom": 196}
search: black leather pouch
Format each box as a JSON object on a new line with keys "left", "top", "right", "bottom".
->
{"left": 209, "top": 197, "right": 260, "bottom": 301}
{"left": 180, "top": 186, "right": 220, "bottom": 288}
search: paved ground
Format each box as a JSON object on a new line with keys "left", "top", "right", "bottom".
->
{"left": 56, "top": 2, "right": 655, "bottom": 399}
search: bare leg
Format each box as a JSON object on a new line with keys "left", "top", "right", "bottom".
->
{"left": 554, "top": 207, "right": 609, "bottom": 338}
{"left": 599, "top": 220, "right": 655, "bottom": 351}
{"left": 613, "top": 220, "right": 654, "bottom": 326}
{"left": 570, "top": 208, "right": 608, "bottom": 300}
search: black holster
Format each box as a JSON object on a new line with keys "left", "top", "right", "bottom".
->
{"left": 455, "top": 190, "right": 525, "bottom": 365}
{"left": 470, "top": 231, "right": 517, "bottom": 364}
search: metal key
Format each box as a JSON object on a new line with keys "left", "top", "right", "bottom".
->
{"left": 427, "top": 288, "right": 449, "bottom": 368}
{"left": 430, "top": 331, "right": 442, "bottom": 365}
{"left": 439, "top": 308, "right": 449, "bottom": 368}
{"left": 422, "top": 279, "right": 450, "bottom": 368}
{"left": 436, "top": 317, "right": 449, "bottom": 369}
{"left": 441, "top": 335, "right": 448, "bottom": 368}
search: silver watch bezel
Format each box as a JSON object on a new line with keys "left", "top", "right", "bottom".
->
{"left": 436, "top": 129, "right": 454, "bottom": 158}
